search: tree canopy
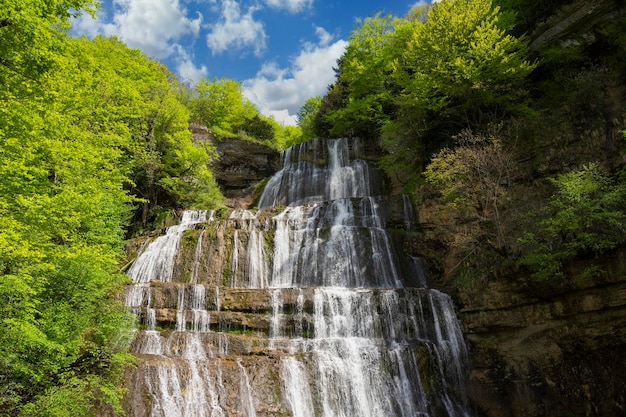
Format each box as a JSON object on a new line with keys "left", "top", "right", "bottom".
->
{"left": 185, "top": 77, "right": 304, "bottom": 148}
{"left": 305, "top": 0, "right": 626, "bottom": 285}
{"left": 0, "top": 3, "right": 228, "bottom": 415}
{"left": 312, "top": 0, "right": 535, "bottom": 179}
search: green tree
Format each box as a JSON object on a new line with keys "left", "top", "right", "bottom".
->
{"left": 323, "top": 13, "right": 398, "bottom": 137}
{"left": 237, "top": 114, "right": 275, "bottom": 144}
{"left": 297, "top": 96, "right": 322, "bottom": 140}
{"left": 265, "top": 118, "right": 303, "bottom": 149}
{"left": 63, "top": 36, "right": 223, "bottom": 226}
{"left": 0, "top": 0, "right": 97, "bottom": 97}
{"left": 188, "top": 77, "right": 256, "bottom": 138}
{"left": 394, "top": 0, "right": 535, "bottom": 125}
{"left": 424, "top": 130, "right": 515, "bottom": 254}
{"left": 519, "top": 163, "right": 626, "bottom": 280}
{"left": 0, "top": 26, "right": 222, "bottom": 417}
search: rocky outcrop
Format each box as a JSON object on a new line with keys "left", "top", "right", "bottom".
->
{"left": 528, "top": 0, "right": 622, "bottom": 52}
{"left": 189, "top": 123, "right": 280, "bottom": 208}
{"left": 457, "top": 250, "right": 626, "bottom": 417}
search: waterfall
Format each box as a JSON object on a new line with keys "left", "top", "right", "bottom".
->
{"left": 124, "top": 138, "right": 473, "bottom": 417}
{"left": 127, "top": 210, "right": 208, "bottom": 283}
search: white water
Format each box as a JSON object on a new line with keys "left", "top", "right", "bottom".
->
{"left": 127, "top": 211, "right": 208, "bottom": 283}
{"left": 124, "top": 138, "right": 472, "bottom": 417}
{"left": 257, "top": 138, "right": 379, "bottom": 208}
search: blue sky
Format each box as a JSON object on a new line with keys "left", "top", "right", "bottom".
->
{"left": 73, "top": 0, "right": 435, "bottom": 124}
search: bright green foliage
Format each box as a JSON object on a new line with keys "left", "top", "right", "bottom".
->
{"left": 518, "top": 164, "right": 626, "bottom": 280}
{"left": 185, "top": 77, "right": 301, "bottom": 149}
{"left": 188, "top": 78, "right": 257, "bottom": 138}
{"left": 311, "top": 0, "right": 535, "bottom": 184}
{"left": 0, "top": 0, "right": 97, "bottom": 98}
{"left": 395, "top": 0, "right": 535, "bottom": 124}
{"left": 0, "top": 7, "right": 222, "bottom": 415}
{"left": 324, "top": 13, "right": 398, "bottom": 137}
{"left": 277, "top": 124, "right": 305, "bottom": 148}
{"left": 297, "top": 96, "right": 322, "bottom": 140}
{"left": 0, "top": 34, "right": 137, "bottom": 414}
{"left": 266, "top": 118, "right": 304, "bottom": 149}
{"left": 63, "top": 36, "right": 223, "bottom": 223}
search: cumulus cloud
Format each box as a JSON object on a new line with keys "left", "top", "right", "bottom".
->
{"left": 314, "top": 25, "right": 333, "bottom": 46}
{"left": 73, "top": 0, "right": 202, "bottom": 59}
{"left": 263, "top": 0, "right": 314, "bottom": 14}
{"left": 243, "top": 26, "right": 347, "bottom": 125}
{"left": 72, "top": 0, "right": 210, "bottom": 85}
{"left": 206, "top": 0, "right": 267, "bottom": 56}
{"left": 174, "top": 46, "right": 208, "bottom": 83}
{"left": 411, "top": 0, "right": 439, "bottom": 8}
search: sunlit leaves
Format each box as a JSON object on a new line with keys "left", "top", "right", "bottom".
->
{"left": 518, "top": 163, "right": 626, "bottom": 280}
{"left": 324, "top": 13, "right": 398, "bottom": 137}
{"left": 0, "top": 0, "right": 98, "bottom": 97}
{"left": 396, "top": 0, "right": 535, "bottom": 122}
{"left": 188, "top": 77, "right": 255, "bottom": 138}
{"left": 0, "top": 8, "right": 212, "bottom": 415}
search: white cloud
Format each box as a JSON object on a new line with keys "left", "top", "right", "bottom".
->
{"left": 174, "top": 46, "right": 208, "bottom": 83}
{"left": 314, "top": 25, "right": 332, "bottom": 46}
{"left": 72, "top": 10, "right": 117, "bottom": 38}
{"left": 411, "top": 0, "right": 439, "bottom": 8}
{"left": 269, "top": 109, "right": 298, "bottom": 126}
{"left": 263, "top": 0, "right": 314, "bottom": 14}
{"left": 73, "top": 0, "right": 202, "bottom": 59}
{"left": 72, "top": 0, "right": 210, "bottom": 84}
{"left": 176, "top": 59, "right": 208, "bottom": 84}
{"left": 206, "top": 0, "right": 267, "bottom": 56}
{"left": 243, "top": 26, "right": 347, "bottom": 126}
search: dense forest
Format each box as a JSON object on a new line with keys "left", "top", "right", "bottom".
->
{"left": 304, "top": 0, "right": 626, "bottom": 286}
{"left": 1, "top": 0, "right": 625, "bottom": 416}
{"left": 0, "top": 1, "right": 303, "bottom": 416}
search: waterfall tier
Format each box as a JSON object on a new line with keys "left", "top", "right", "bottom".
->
{"left": 124, "top": 138, "right": 473, "bottom": 417}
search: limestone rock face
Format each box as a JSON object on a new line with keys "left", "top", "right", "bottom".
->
{"left": 190, "top": 123, "right": 280, "bottom": 208}
{"left": 528, "top": 0, "right": 622, "bottom": 52}
{"left": 458, "top": 250, "right": 626, "bottom": 417}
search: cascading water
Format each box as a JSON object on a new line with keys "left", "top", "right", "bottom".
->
{"left": 124, "top": 137, "right": 473, "bottom": 417}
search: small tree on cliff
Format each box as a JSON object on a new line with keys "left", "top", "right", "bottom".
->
{"left": 394, "top": 0, "right": 535, "bottom": 126}
{"left": 424, "top": 130, "right": 516, "bottom": 256}
{"left": 518, "top": 163, "right": 626, "bottom": 280}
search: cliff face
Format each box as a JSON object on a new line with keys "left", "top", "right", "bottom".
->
{"left": 190, "top": 123, "right": 280, "bottom": 209}
{"left": 122, "top": 138, "right": 473, "bottom": 417}
{"left": 416, "top": 1, "right": 626, "bottom": 414}
{"left": 528, "top": 0, "right": 621, "bottom": 53}
{"left": 456, "top": 251, "right": 626, "bottom": 417}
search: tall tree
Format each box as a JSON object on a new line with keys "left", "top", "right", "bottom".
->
{"left": 394, "top": 0, "right": 535, "bottom": 126}
{"left": 297, "top": 96, "right": 322, "bottom": 140}
{"left": 0, "top": 0, "right": 97, "bottom": 97}
{"left": 0, "top": 24, "right": 222, "bottom": 417}
{"left": 187, "top": 77, "right": 257, "bottom": 138}
{"left": 324, "top": 13, "right": 398, "bottom": 137}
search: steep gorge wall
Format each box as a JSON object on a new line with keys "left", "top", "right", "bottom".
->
{"left": 140, "top": 127, "right": 626, "bottom": 416}
{"left": 190, "top": 123, "right": 280, "bottom": 209}
{"left": 457, "top": 251, "right": 626, "bottom": 417}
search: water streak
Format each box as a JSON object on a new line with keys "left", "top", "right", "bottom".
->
{"left": 127, "top": 211, "right": 207, "bottom": 283}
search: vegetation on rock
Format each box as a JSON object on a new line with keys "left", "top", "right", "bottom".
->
{"left": 306, "top": 0, "right": 626, "bottom": 284}
{"left": 0, "top": 1, "right": 284, "bottom": 415}
{"left": 1, "top": 0, "right": 625, "bottom": 415}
